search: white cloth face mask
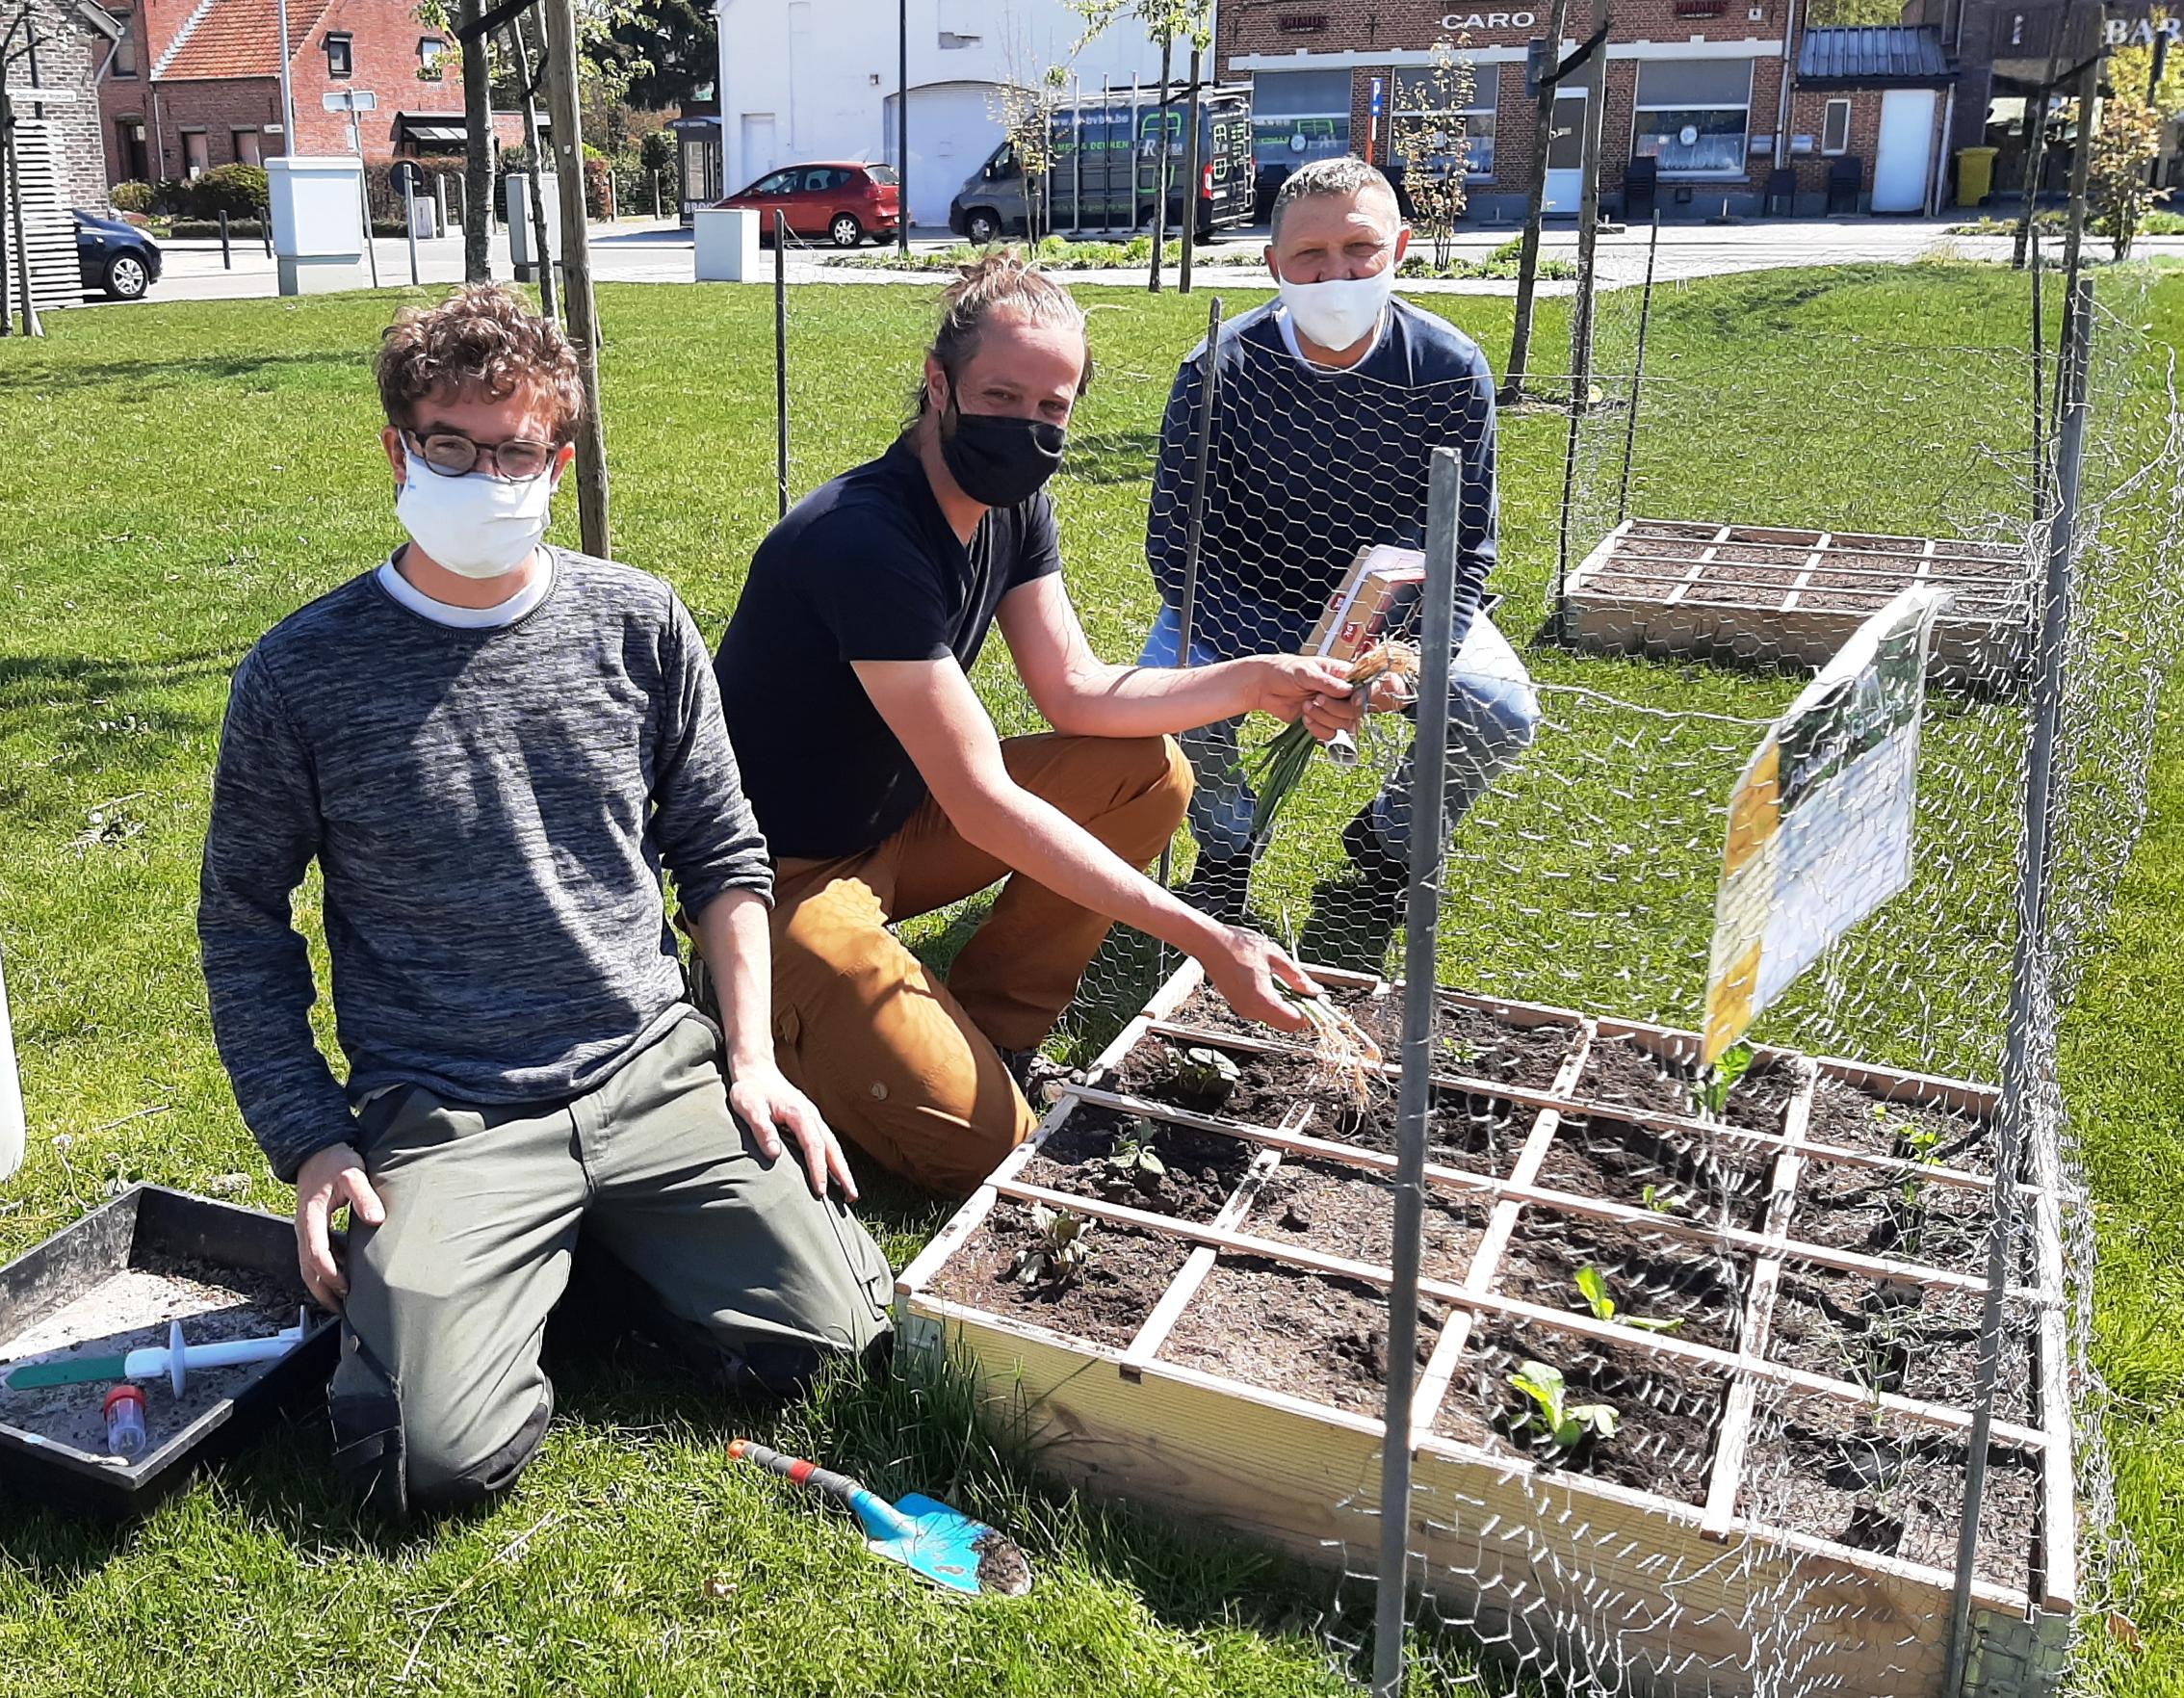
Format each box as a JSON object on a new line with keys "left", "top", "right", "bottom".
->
{"left": 1276, "top": 267, "right": 1396, "bottom": 353}
{"left": 395, "top": 451, "right": 557, "bottom": 580}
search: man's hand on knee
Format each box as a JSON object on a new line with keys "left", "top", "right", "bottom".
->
{"left": 731, "top": 1065, "right": 860, "bottom": 1203}
{"left": 294, "top": 1142, "right": 386, "bottom": 1311}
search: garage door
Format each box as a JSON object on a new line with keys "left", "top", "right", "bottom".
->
{"left": 886, "top": 82, "right": 1005, "bottom": 227}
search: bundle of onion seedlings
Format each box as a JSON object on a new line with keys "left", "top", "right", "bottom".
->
{"left": 1282, "top": 983, "right": 1385, "bottom": 1107}
{"left": 1246, "top": 640, "right": 1421, "bottom": 849}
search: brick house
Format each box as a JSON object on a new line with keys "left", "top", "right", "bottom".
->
{"left": 96, "top": 0, "right": 528, "bottom": 189}
{"left": 7, "top": 0, "right": 121, "bottom": 210}
{"left": 1221, "top": 0, "right": 1966, "bottom": 219}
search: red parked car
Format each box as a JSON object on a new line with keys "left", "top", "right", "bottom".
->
{"left": 715, "top": 162, "right": 901, "bottom": 248}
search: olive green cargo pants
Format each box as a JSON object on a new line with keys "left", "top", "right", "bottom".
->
{"left": 326, "top": 1008, "right": 893, "bottom": 1514}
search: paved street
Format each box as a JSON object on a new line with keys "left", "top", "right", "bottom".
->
{"left": 72, "top": 213, "right": 2175, "bottom": 310}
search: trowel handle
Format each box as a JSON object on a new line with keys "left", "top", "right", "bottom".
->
{"left": 728, "top": 1440, "right": 913, "bottom": 1542}
{"left": 728, "top": 1439, "right": 864, "bottom": 1507}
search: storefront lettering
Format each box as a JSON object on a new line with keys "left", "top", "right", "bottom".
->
{"left": 1440, "top": 11, "right": 1538, "bottom": 31}
{"left": 2106, "top": 14, "right": 2183, "bottom": 44}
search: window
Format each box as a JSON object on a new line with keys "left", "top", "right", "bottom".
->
{"left": 1249, "top": 68, "right": 1352, "bottom": 171}
{"left": 751, "top": 170, "right": 794, "bottom": 195}
{"left": 419, "top": 37, "right": 445, "bottom": 81}
{"left": 232, "top": 127, "right": 262, "bottom": 166}
{"left": 111, "top": 12, "right": 137, "bottom": 76}
{"left": 325, "top": 33, "right": 352, "bottom": 78}
{"left": 1632, "top": 57, "right": 1754, "bottom": 174}
{"left": 1391, "top": 65, "right": 1497, "bottom": 179}
{"left": 182, "top": 129, "right": 209, "bottom": 178}
{"left": 1822, "top": 97, "right": 1851, "bottom": 156}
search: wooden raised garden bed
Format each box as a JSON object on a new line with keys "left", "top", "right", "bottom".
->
{"left": 1566, "top": 520, "right": 2036, "bottom": 689}
{"left": 897, "top": 963, "right": 2075, "bottom": 1698}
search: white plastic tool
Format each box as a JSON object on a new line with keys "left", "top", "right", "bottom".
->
{"left": 132, "top": 1309, "right": 311, "bottom": 1396}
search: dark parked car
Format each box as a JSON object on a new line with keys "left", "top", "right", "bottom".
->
{"left": 74, "top": 210, "right": 162, "bottom": 300}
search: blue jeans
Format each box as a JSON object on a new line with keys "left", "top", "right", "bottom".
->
{"left": 1140, "top": 603, "right": 1541, "bottom": 862}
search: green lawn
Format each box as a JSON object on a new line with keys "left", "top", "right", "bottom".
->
{"left": 0, "top": 263, "right": 2180, "bottom": 1694}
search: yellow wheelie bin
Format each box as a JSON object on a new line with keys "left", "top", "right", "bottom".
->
{"left": 1957, "top": 146, "right": 2000, "bottom": 208}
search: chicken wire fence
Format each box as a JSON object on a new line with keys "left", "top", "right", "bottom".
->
{"left": 767, "top": 252, "right": 2184, "bottom": 1693}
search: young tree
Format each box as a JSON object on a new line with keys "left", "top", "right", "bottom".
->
{"left": 1503, "top": 0, "right": 1572, "bottom": 403}
{"left": 990, "top": 45, "right": 1067, "bottom": 246}
{"left": 2090, "top": 41, "right": 2184, "bottom": 261}
{"left": 1071, "top": 1, "right": 1213, "bottom": 287}
{"left": 1387, "top": 41, "right": 1476, "bottom": 271}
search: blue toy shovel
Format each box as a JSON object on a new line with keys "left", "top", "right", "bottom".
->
{"left": 728, "top": 1438, "right": 1031, "bottom": 1597}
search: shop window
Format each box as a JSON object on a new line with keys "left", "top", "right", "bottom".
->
{"left": 1632, "top": 57, "right": 1754, "bottom": 174}
{"left": 1822, "top": 98, "right": 1851, "bottom": 156}
{"left": 1392, "top": 65, "right": 1497, "bottom": 178}
{"left": 1249, "top": 67, "right": 1353, "bottom": 170}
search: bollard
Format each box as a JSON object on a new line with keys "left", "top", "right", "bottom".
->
{"left": 652, "top": 170, "right": 662, "bottom": 221}
{"left": 219, "top": 209, "right": 231, "bottom": 270}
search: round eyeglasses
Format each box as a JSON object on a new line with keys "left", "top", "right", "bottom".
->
{"left": 403, "top": 430, "right": 557, "bottom": 482}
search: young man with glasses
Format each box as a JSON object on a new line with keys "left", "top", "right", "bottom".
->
{"left": 198, "top": 285, "right": 890, "bottom": 1514}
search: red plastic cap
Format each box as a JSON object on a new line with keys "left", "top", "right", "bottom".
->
{"left": 103, "top": 1384, "right": 145, "bottom": 1416}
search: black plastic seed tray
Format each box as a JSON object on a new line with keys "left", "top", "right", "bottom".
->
{"left": 0, "top": 1184, "right": 337, "bottom": 1513}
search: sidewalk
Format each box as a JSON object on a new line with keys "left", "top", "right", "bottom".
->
{"left": 91, "top": 215, "right": 2182, "bottom": 309}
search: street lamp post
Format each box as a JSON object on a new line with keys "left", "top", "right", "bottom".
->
{"left": 274, "top": 0, "right": 294, "bottom": 158}
{"left": 897, "top": 0, "right": 909, "bottom": 256}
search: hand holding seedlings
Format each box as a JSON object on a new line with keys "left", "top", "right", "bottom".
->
{"left": 1011, "top": 1203, "right": 1095, "bottom": 1291}
{"left": 1506, "top": 1360, "right": 1620, "bottom": 1450}
{"left": 1575, "top": 1266, "right": 1684, "bottom": 1334}
{"left": 1249, "top": 641, "right": 1422, "bottom": 845}
{"left": 1280, "top": 983, "right": 1385, "bottom": 1107}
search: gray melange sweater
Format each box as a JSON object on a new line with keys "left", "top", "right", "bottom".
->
{"left": 198, "top": 549, "right": 770, "bottom": 1182}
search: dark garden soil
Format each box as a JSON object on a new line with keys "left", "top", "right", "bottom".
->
{"left": 1785, "top": 1155, "right": 1992, "bottom": 1275}
{"left": 1018, "top": 1104, "right": 1250, "bottom": 1222}
{"left": 1493, "top": 1209, "right": 1752, "bottom": 1353}
{"left": 1243, "top": 1159, "right": 1490, "bottom": 1284}
{"left": 0, "top": 1258, "right": 303, "bottom": 1456}
{"left": 1804, "top": 1076, "right": 1993, "bottom": 1176}
{"left": 1158, "top": 1255, "right": 1443, "bottom": 1419}
{"left": 928, "top": 1203, "right": 1191, "bottom": 1350}
{"left": 1110, "top": 1032, "right": 1523, "bottom": 1177}
{"left": 1738, "top": 1398, "right": 2039, "bottom": 1592}
{"left": 1571, "top": 1034, "right": 1797, "bottom": 1134}
{"left": 1534, "top": 1112, "right": 1774, "bottom": 1230}
{"left": 1169, "top": 986, "right": 1578, "bottom": 1095}
{"left": 1766, "top": 1264, "right": 2037, "bottom": 1420}
{"left": 1433, "top": 1320, "right": 1727, "bottom": 1507}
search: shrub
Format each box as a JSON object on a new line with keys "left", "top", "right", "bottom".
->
{"left": 189, "top": 163, "right": 269, "bottom": 218}
{"left": 109, "top": 179, "right": 154, "bottom": 213}
{"left": 169, "top": 219, "right": 268, "bottom": 239}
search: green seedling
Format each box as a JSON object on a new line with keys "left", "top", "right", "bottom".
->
{"left": 1011, "top": 1202, "right": 1095, "bottom": 1290}
{"left": 1641, "top": 1183, "right": 1687, "bottom": 1215}
{"left": 1692, "top": 1042, "right": 1755, "bottom": 1120}
{"left": 1096, "top": 1121, "right": 1168, "bottom": 1198}
{"left": 1506, "top": 1360, "right": 1620, "bottom": 1450}
{"left": 1574, "top": 1266, "right": 1685, "bottom": 1334}
{"left": 1172, "top": 1046, "right": 1241, "bottom": 1104}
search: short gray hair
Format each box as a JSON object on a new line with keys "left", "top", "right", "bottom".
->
{"left": 1269, "top": 156, "right": 1401, "bottom": 242}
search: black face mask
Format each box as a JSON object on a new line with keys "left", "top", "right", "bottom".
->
{"left": 939, "top": 392, "right": 1067, "bottom": 508}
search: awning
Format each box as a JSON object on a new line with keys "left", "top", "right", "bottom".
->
{"left": 399, "top": 119, "right": 465, "bottom": 145}
{"left": 666, "top": 116, "right": 720, "bottom": 136}
{"left": 395, "top": 111, "right": 551, "bottom": 147}
{"left": 1796, "top": 25, "right": 1957, "bottom": 88}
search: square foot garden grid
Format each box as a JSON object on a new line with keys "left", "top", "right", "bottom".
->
{"left": 897, "top": 960, "right": 2073, "bottom": 1698}
{"left": 1564, "top": 521, "right": 2036, "bottom": 691}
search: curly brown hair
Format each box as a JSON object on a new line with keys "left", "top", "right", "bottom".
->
{"left": 915, "top": 248, "right": 1091, "bottom": 417}
{"left": 375, "top": 284, "right": 585, "bottom": 443}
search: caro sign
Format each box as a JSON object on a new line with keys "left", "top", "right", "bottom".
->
{"left": 1441, "top": 11, "right": 1539, "bottom": 30}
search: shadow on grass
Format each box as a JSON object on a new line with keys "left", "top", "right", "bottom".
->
{"left": 16, "top": 351, "right": 364, "bottom": 396}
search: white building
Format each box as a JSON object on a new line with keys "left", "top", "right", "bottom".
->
{"left": 715, "top": 0, "right": 1171, "bottom": 227}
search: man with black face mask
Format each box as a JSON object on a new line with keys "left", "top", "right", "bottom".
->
{"left": 714, "top": 253, "right": 1365, "bottom": 1195}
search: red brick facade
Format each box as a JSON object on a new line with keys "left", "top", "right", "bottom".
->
{"left": 99, "top": 0, "right": 527, "bottom": 187}
{"left": 1220, "top": 0, "right": 1930, "bottom": 218}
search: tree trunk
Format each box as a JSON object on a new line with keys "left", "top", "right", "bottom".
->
{"left": 2013, "top": 30, "right": 2065, "bottom": 270}
{"left": 541, "top": 0, "right": 610, "bottom": 558}
{"left": 459, "top": 0, "right": 493, "bottom": 281}
{"left": 506, "top": 9, "right": 557, "bottom": 320}
{"left": 1503, "top": 0, "right": 1572, "bottom": 403}
{"left": 1569, "top": 0, "right": 1609, "bottom": 401}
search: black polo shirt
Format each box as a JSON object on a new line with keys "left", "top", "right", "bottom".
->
{"left": 715, "top": 437, "right": 1064, "bottom": 861}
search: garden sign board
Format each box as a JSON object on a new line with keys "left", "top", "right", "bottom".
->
{"left": 1702, "top": 587, "right": 1946, "bottom": 1062}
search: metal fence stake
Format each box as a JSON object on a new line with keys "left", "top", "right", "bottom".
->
{"left": 1617, "top": 210, "right": 1660, "bottom": 524}
{"left": 1942, "top": 272, "right": 2093, "bottom": 1697}
{"left": 1371, "top": 445, "right": 1462, "bottom": 1698}
{"left": 1157, "top": 293, "right": 1223, "bottom": 921}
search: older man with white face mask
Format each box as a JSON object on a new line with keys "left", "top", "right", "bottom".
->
{"left": 1140, "top": 156, "right": 1540, "bottom": 969}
